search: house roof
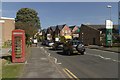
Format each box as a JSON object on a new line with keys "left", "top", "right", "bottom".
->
{"left": 82, "top": 24, "right": 118, "bottom": 30}
{"left": 69, "top": 25, "right": 80, "bottom": 32}
{"left": 81, "top": 24, "right": 119, "bottom": 33}
{"left": 0, "top": 17, "right": 15, "bottom": 20}
{"left": 50, "top": 26, "right": 56, "bottom": 31}
{"left": 57, "top": 24, "right": 66, "bottom": 30}
{"left": 69, "top": 25, "right": 76, "bottom": 30}
{"left": 74, "top": 28, "right": 80, "bottom": 33}
{"left": 42, "top": 29, "right": 47, "bottom": 33}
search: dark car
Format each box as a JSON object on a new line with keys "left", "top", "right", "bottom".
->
{"left": 41, "top": 40, "right": 47, "bottom": 45}
{"left": 52, "top": 41, "right": 63, "bottom": 50}
{"left": 63, "top": 39, "right": 85, "bottom": 55}
{"left": 41, "top": 40, "right": 54, "bottom": 47}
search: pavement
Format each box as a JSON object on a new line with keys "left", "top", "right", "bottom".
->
{"left": 20, "top": 46, "right": 67, "bottom": 78}
{"left": 87, "top": 45, "right": 120, "bottom": 53}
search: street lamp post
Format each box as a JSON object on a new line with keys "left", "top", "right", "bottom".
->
{"left": 107, "top": 5, "right": 112, "bottom": 20}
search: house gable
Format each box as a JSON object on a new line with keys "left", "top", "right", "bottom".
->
{"left": 72, "top": 26, "right": 80, "bottom": 33}
{"left": 60, "top": 25, "right": 71, "bottom": 36}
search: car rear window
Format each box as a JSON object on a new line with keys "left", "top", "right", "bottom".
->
{"left": 72, "top": 40, "right": 80, "bottom": 45}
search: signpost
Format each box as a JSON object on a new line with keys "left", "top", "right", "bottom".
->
{"left": 105, "top": 20, "right": 113, "bottom": 47}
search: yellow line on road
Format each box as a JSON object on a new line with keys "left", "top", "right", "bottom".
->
{"left": 63, "top": 69, "right": 73, "bottom": 79}
{"left": 63, "top": 68, "right": 80, "bottom": 80}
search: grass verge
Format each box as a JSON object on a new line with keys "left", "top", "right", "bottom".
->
{"left": 2, "top": 64, "right": 24, "bottom": 80}
{"left": 1, "top": 46, "right": 31, "bottom": 80}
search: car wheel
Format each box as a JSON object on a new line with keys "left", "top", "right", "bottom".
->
{"left": 67, "top": 50, "right": 71, "bottom": 56}
{"left": 63, "top": 49, "right": 66, "bottom": 54}
{"left": 52, "top": 46, "right": 56, "bottom": 50}
{"left": 81, "top": 52, "right": 84, "bottom": 55}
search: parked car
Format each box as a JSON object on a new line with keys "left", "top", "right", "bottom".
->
{"left": 48, "top": 41, "right": 54, "bottom": 47}
{"left": 63, "top": 39, "right": 85, "bottom": 55}
{"left": 52, "top": 41, "right": 63, "bottom": 50}
{"left": 52, "top": 36, "right": 72, "bottom": 50}
{"left": 41, "top": 40, "right": 47, "bottom": 45}
{"left": 32, "top": 38, "right": 38, "bottom": 47}
{"left": 42, "top": 40, "right": 54, "bottom": 47}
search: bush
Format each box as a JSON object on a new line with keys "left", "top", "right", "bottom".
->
{"left": 3, "top": 40, "right": 12, "bottom": 48}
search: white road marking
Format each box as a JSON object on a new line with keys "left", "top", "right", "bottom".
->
{"left": 84, "top": 52, "right": 87, "bottom": 54}
{"left": 41, "top": 46, "right": 62, "bottom": 65}
{"left": 45, "top": 47, "right": 50, "bottom": 48}
{"left": 45, "top": 51, "right": 47, "bottom": 53}
{"left": 25, "top": 61, "right": 28, "bottom": 64}
{"left": 54, "top": 57, "right": 57, "bottom": 63}
{"left": 40, "top": 47, "right": 43, "bottom": 48}
{"left": 86, "top": 53, "right": 120, "bottom": 63}
{"left": 89, "top": 49, "right": 117, "bottom": 54}
{"left": 104, "top": 58, "right": 111, "bottom": 60}
{"left": 41, "top": 58, "right": 47, "bottom": 60}
{"left": 48, "top": 53, "right": 50, "bottom": 56}
{"left": 54, "top": 57, "right": 62, "bottom": 64}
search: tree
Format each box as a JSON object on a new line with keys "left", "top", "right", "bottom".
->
{"left": 15, "top": 8, "right": 41, "bottom": 39}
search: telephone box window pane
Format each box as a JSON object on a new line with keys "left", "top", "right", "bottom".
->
{"left": 14, "top": 36, "right": 22, "bottom": 58}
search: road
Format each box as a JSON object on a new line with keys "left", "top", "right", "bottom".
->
{"left": 38, "top": 43, "right": 119, "bottom": 78}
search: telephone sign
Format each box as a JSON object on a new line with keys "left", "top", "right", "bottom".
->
{"left": 12, "top": 29, "right": 25, "bottom": 63}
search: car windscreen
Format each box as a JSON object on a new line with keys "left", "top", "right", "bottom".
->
{"left": 72, "top": 40, "right": 81, "bottom": 45}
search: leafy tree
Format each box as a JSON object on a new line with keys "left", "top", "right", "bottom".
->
{"left": 15, "top": 8, "right": 41, "bottom": 39}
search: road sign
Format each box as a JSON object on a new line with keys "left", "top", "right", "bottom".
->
{"left": 105, "top": 20, "right": 113, "bottom": 47}
{"left": 105, "top": 20, "right": 113, "bottom": 29}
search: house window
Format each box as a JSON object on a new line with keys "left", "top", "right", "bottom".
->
{"left": 62, "top": 30, "right": 64, "bottom": 33}
{"left": 69, "top": 30, "right": 71, "bottom": 33}
{"left": 65, "top": 30, "right": 67, "bottom": 33}
{"left": 100, "top": 37, "right": 102, "bottom": 41}
{"left": 100, "top": 31, "right": 102, "bottom": 34}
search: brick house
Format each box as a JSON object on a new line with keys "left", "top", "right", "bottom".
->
{"left": 50, "top": 26, "right": 56, "bottom": 41}
{"left": 0, "top": 17, "right": 15, "bottom": 46}
{"left": 58, "top": 24, "right": 71, "bottom": 36}
{"left": 69, "top": 25, "right": 80, "bottom": 38}
{"left": 46, "top": 27, "right": 53, "bottom": 40}
{"left": 52, "top": 24, "right": 71, "bottom": 37}
{"left": 46, "top": 24, "right": 71, "bottom": 41}
{"left": 87, "top": 24, "right": 119, "bottom": 46}
{"left": 80, "top": 24, "right": 119, "bottom": 46}
{"left": 80, "top": 24, "right": 100, "bottom": 46}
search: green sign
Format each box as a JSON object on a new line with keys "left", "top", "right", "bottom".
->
{"left": 106, "top": 29, "right": 112, "bottom": 47}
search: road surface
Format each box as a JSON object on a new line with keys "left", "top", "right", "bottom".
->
{"left": 39, "top": 43, "right": 119, "bottom": 79}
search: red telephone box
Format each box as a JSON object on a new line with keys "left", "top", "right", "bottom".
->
{"left": 12, "top": 29, "right": 25, "bottom": 63}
